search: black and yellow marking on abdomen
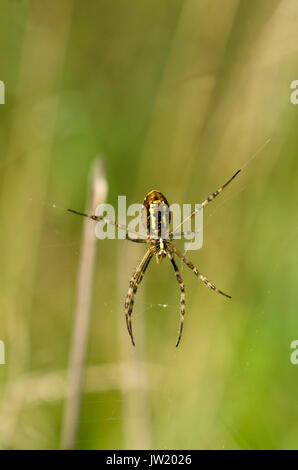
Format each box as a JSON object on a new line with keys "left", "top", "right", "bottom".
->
{"left": 142, "top": 190, "right": 171, "bottom": 238}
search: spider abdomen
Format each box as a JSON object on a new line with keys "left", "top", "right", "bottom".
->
{"left": 141, "top": 190, "right": 171, "bottom": 239}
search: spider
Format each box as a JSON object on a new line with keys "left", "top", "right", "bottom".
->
{"left": 68, "top": 169, "right": 240, "bottom": 347}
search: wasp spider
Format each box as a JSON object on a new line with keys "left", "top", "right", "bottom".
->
{"left": 68, "top": 169, "right": 240, "bottom": 347}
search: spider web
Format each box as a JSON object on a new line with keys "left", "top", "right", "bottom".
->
{"left": 23, "top": 136, "right": 273, "bottom": 450}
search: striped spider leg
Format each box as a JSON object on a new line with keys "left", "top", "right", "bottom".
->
{"left": 164, "top": 169, "right": 241, "bottom": 345}
{"left": 170, "top": 169, "right": 241, "bottom": 239}
{"left": 125, "top": 247, "right": 154, "bottom": 346}
{"left": 167, "top": 250, "right": 185, "bottom": 347}
{"left": 68, "top": 208, "right": 146, "bottom": 243}
{"left": 68, "top": 206, "right": 150, "bottom": 347}
{"left": 168, "top": 242, "right": 231, "bottom": 299}
{"left": 69, "top": 169, "right": 240, "bottom": 348}
{"left": 168, "top": 170, "right": 241, "bottom": 299}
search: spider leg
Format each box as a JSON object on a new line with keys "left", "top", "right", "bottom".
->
{"left": 170, "top": 169, "right": 240, "bottom": 237}
{"left": 125, "top": 248, "right": 154, "bottom": 346}
{"left": 200, "top": 169, "right": 241, "bottom": 209}
{"left": 169, "top": 243, "right": 231, "bottom": 299}
{"left": 126, "top": 254, "right": 153, "bottom": 339}
{"left": 171, "top": 230, "right": 202, "bottom": 240}
{"left": 167, "top": 252, "right": 185, "bottom": 348}
{"left": 68, "top": 208, "right": 146, "bottom": 243}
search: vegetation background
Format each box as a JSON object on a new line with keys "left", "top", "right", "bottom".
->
{"left": 0, "top": 0, "right": 298, "bottom": 450}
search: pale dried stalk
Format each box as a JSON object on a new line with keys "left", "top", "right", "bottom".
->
{"left": 61, "top": 158, "right": 108, "bottom": 450}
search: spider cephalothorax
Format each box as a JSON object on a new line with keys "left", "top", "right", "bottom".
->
{"left": 68, "top": 169, "right": 240, "bottom": 347}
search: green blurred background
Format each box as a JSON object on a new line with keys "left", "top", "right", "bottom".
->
{"left": 0, "top": 0, "right": 298, "bottom": 450}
